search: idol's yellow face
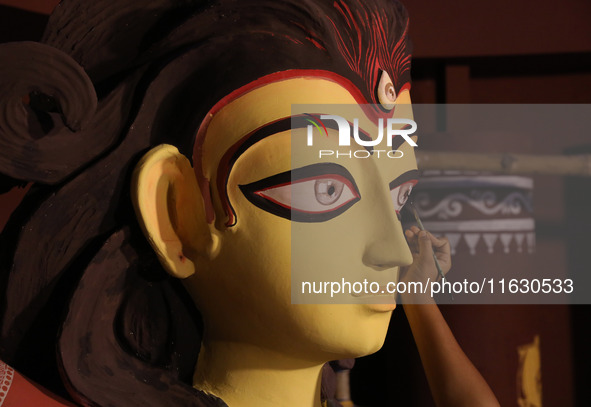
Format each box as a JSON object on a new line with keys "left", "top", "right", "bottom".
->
{"left": 190, "top": 71, "right": 417, "bottom": 361}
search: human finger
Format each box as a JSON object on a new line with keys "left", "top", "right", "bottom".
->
{"left": 429, "top": 232, "right": 449, "bottom": 249}
{"left": 416, "top": 231, "right": 436, "bottom": 269}
{"left": 405, "top": 229, "right": 419, "bottom": 253}
{"left": 427, "top": 233, "right": 452, "bottom": 274}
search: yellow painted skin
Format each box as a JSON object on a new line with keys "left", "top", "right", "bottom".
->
{"left": 195, "top": 77, "right": 417, "bottom": 350}
{"left": 133, "top": 77, "right": 418, "bottom": 407}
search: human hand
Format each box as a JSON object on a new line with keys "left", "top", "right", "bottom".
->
{"left": 400, "top": 226, "right": 451, "bottom": 286}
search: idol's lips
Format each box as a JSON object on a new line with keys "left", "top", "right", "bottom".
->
{"left": 351, "top": 285, "right": 396, "bottom": 298}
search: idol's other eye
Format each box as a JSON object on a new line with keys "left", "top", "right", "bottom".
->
{"left": 239, "top": 163, "right": 361, "bottom": 222}
{"left": 389, "top": 170, "right": 419, "bottom": 216}
{"left": 377, "top": 70, "right": 397, "bottom": 110}
{"left": 390, "top": 180, "right": 417, "bottom": 214}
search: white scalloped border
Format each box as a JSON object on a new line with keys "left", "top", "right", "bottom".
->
{"left": 0, "top": 361, "right": 15, "bottom": 407}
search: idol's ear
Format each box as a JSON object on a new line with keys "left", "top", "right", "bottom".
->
{"left": 131, "top": 145, "right": 218, "bottom": 279}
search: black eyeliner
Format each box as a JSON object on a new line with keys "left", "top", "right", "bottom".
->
{"left": 389, "top": 169, "right": 419, "bottom": 190}
{"left": 239, "top": 163, "right": 361, "bottom": 223}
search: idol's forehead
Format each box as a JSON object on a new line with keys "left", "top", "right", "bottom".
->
{"left": 194, "top": 70, "right": 412, "bottom": 176}
{"left": 192, "top": 69, "right": 415, "bottom": 225}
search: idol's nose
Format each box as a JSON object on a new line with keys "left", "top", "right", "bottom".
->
{"left": 361, "top": 191, "right": 413, "bottom": 271}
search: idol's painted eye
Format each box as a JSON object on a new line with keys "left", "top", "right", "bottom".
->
{"left": 239, "top": 163, "right": 361, "bottom": 222}
{"left": 377, "top": 70, "right": 397, "bottom": 110}
{"left": 390, "top": 180, "right": 417, "bottom": 214}
{"left": 259, "top": 174, "right": 357, "bottom": 212}
{"left": 389, "top": 169, "right": 419, "bottom": 216}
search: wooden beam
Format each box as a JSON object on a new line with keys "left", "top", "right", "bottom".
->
{"left": 416, "top": 151, "right": 591, "bottom": 176}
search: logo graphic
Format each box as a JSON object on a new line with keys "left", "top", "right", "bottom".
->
{"left": 304, "top": 113, "right": 329, "bottom": 139}
{"left": 305, "top": 114, "right": 417, "bottom": 148}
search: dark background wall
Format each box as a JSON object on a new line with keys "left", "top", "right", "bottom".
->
{"left": 407, "top": 2, "right": 590, "bottom": 407}
{"left": 404, "top": 2, "right": 590, "bottom": 407}
{"left": 1, "top": 1, "right": 590, "bottom": 406}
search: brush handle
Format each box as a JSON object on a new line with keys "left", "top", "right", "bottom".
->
{"left": 408, "top": 202, "right": 454, "bottom": 301}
